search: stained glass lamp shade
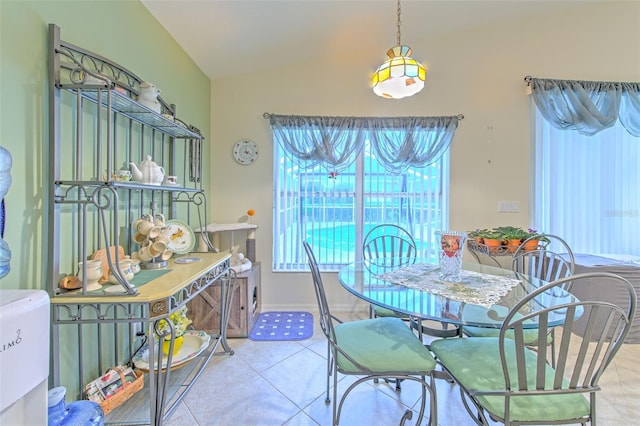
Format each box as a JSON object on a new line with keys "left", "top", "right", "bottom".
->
{"left": 372, "top": 45, "right": 426, "bottom": 99}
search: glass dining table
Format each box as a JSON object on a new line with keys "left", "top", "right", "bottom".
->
{"left": 338, "top": 260, "right": 578, "bottom": 329}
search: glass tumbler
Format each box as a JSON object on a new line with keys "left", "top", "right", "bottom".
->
{"left": 435, "top": 230, "right": 467, "bottom": 282}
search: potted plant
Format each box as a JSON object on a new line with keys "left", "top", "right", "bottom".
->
{"left": 157, "top": 305, "right": 192, "bottom": 356}
{"left": 496, "top": 226, "right": 530, "bottom": 252}
{"left": 480, "top": 229, "right": 504, "bottom": 254}
{"left": 467, "top": 229, "right": 488, "bottom": 244}
{"left": 522, "top": 229, "right": 550, "bottom": 252}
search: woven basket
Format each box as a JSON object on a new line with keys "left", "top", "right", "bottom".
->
{"left": 98, "top": 369, "right": 144, "bottom": 415}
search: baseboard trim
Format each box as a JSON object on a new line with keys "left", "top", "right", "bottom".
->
{"left": 261, "top": 303, "right": 369, "bottom": 316}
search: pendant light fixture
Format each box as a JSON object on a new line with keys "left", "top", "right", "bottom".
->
{"left": 371, "top": 0, "right": 426, "bottom": 99}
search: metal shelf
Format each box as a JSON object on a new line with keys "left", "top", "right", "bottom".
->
{"left": 60, "top": 86, "right": 203, "bottom": 140}
{"left": 54, "top": 180, "right": 204, "bottom": 193}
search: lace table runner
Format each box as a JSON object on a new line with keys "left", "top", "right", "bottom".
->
{"left": 377, "top": 264, "right": 521, "bottom": 308}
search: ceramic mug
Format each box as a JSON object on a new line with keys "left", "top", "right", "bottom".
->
{"left": 133, "top": 215, "right": 154, "bottom": 235}
{"left": 154, "top": 214, "right": 165, "bottom": 227}
{"left": 132, "top": 231, "right": 147, "bottom": 245}
{"left": 116, "top": 169, "right": 132, "bottom": 181}
{"left": 137, "top": 245, "right": 154, "bottom": 262}
{"left": 153, "top": 234, "right": 170, "bottom": 246}
{"left": 160, "top": 226, "right": 175, "bottom": 241}
{"left": 160, "top": 249, "right": 173, "bottom": 261}
{"left": 148, "top": 226, "right": 164, "bottom": 240}
{"left": 150, "top": 241, "right": 167, "bottom": 257}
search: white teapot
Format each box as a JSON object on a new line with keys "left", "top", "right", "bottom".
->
{"left": 129, "top": 155, "right": 165, "bottom": 186}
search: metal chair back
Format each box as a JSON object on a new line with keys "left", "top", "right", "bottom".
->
{"left": 512, "top": 233, "right": 575, "bottom": 286}
{"left": 495, "top": 272, "right": 636, "bottom": 423}
{"left": 302, "top": 240, "right": 337, "bottom": 346}
{"left": 363, "top": 224, "right": 417, "bottom": 272}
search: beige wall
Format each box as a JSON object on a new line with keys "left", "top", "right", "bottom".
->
{"left": 1, "top": 0, "right": 638, "bottom": 312}
{"left": 209, "top": 1, "right": 640, "bottom": 312}
{"left": 0, "top": 1, "right": 210, "bottom": 291}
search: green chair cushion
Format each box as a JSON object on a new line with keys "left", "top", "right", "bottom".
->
{"left": 430, "top": 337, "right": 590, "bottom": 423}
{"left": 462, "top": 305, "right": 552, "bottom": 344}
{"left": 334, "top": 317, "right": 436, "bottom": 374}
{"left": 373, "top": 305, "right": 409, "bottom": 319}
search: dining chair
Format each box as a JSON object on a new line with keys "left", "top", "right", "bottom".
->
{"left": 303, "top": 241, "right": 438, "bottom": 426}
{"left": 463, "top": 234, "right": 576, "bottom": 367}
{"left": 363, "top": 224, "right": 461, "bottom": 336}
{"left": 431, "top": 272, "right": 636, "bottom": 426}
{"left": 362, "top": 223, "right": 416, "bottom": 325}
{"left": 362, "top": 224, "right": 460, "bottom": 391}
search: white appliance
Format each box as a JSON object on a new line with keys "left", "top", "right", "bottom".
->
{"left": 0, "top": 289, "right": 50, "bottom": 425}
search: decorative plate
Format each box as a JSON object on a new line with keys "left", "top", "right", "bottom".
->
{"left": 165, "top": 219, "right": 195, "bottom": 254}
{"left": 91, "top": 246, "right": 125, "bottom": 281}
{"left": 132, "top": 330, "right": 211, "bottom": 372}
{"left": 175, "top": 257, "right": 202, "bottom": 264}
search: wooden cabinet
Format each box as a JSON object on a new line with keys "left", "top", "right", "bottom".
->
{"left": 189, "top": 263, "right": 261, "bottom": 337}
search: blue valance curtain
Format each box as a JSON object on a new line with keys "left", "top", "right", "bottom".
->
{"left": 527, "top": 77, "right": 640, "bottom": 136}
{"left": 268, "top": 114, "right": 462, "bottom": 173}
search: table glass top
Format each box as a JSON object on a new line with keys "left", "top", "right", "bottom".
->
{"left": 338, "top": 261, "right": 577, "bottom": 328}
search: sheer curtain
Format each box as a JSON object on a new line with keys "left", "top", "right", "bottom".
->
{"left": 529, "top": 77, "right": 640, "bottom": 136}
{"left": 530, "top": 77, "right": 640, "bottom": 256}
{"left": 268, "top": 114, "right": 461, "bottom": 173}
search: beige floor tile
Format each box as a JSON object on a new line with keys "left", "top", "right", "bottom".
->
{"left": 164, "top": 401, "right": 198, "bottom": 426}
{"left": 260, "top": 348, "right": 329, "bottom": 409}
{"left": 303, "top": 375, "right": 427, "bottom": 426}
{"left": 164, "top": 309, "right": 639, "bottom": 426}
{"left": 184, "top": 374, "right": 300, "bottom": 425}
{"left": 232, "top": 339, "right": 307, "bottom": 372}
{"left": 282, "top": 411, "right": 321, "bottom": 426}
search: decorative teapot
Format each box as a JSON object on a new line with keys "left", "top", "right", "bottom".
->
{"left": 129, "top": 156, "right": 165, "bottom": 185}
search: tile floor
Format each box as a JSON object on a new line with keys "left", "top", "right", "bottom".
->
{"left": 166, "top": 311, "right": 639, "bottom": 426}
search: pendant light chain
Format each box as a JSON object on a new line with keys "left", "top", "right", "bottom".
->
{"left": 396, "top": 0, "right": 402, "bottom": 46}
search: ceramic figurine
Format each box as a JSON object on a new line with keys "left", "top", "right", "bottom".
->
{"left": 136, "top": 82, "right": 161, "bottom": 113}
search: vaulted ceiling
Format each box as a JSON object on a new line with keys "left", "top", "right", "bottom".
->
{"left": 141, "top": 0, "right": 603, "bottom": 80}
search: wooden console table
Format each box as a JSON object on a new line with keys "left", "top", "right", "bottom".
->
{"left": 50, "top": 252, "right": 234, "bottom": 425}
{"left": 189, "top": 262, "right": 261, "bottom": 337}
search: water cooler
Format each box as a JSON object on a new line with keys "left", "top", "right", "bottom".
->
{"left": 0, "top": 289, "right": 50, "bottom": 425}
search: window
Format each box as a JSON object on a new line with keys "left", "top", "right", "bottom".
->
{"left": 274, "top": 139, "right": 449, "bottom": 271}
{"left": 533, "top": 109, "right": 639, "bottom": 255}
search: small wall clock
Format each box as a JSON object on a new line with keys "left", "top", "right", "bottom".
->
{"left": 233, "top": 139, "right": 259, "bottom": 165}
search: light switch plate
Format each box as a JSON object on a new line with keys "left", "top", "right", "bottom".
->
{"left": 498, "top": 200, "right": 519, "bottom": 213}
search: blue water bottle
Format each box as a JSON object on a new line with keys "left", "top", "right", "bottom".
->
{"left": 0, "top": 146, "right": 11, "bottom": 279}
{"left": 48, "top": 387, "right": 104, "bottom": 426}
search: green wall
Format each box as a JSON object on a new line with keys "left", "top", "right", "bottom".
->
{"left": 0, "top": 0, "right": 210, "bottom": 291}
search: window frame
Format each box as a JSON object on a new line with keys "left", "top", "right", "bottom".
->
{"left": 273, "top": 139, "right": 450, "bottom": 272}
